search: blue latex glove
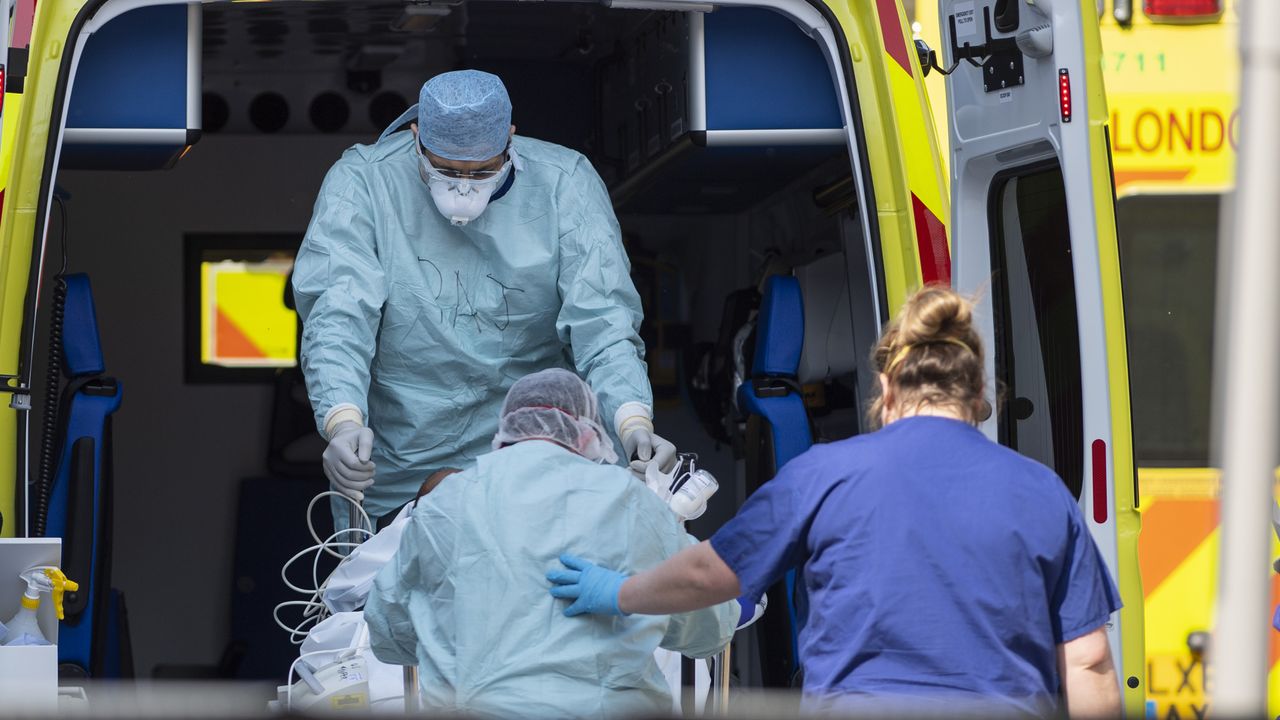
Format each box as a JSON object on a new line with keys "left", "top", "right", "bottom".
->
{"left": 547, "top": 554, "right": 628, "bottom": 617}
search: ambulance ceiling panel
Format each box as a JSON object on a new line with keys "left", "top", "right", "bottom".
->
{"left": 191, "top": 1, "right": 849, "bottom": 214}
{"left": 200, "top": 1, "right": 632, "bottom": 139}
{"left": 203, "top": 2, "right": 443, "bottom": 68}
{"left": 201, "top": 2, "right": 627, "bottom": 73}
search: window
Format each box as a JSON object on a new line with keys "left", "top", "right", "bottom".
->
{"left": 1116, "top": 194, "right": 1218, "bottom": 467}
{"left": 990, "top": 164, "right": 1085, "bottom": 497}
{"left": 184, "top": 234, "right": 301, "bottom": 382}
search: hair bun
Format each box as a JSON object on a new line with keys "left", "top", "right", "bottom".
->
{"left": 868, "top": 284, "right": 986, "bottom": 427}
{"left": 896, "top": 284, "right": 974, "bottom": 346}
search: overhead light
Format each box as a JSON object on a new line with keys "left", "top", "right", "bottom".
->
{"left": 607, "top": 0, "right": 714, "bottom": 12}
{"left": 391, "top": 4, "right": 452, "bottom": 32}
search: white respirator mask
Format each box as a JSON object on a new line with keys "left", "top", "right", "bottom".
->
{"left": 416, "top": 143, "right": 519, "bottom": 227}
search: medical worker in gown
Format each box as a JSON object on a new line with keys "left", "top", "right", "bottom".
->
{"left": 365, "top": 369, "right": 737, "bottom": 717}
{"left": 293, "top": 69, "right": 676, "bottom": 527}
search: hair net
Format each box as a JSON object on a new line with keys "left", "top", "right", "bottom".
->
{"left": 492, "top": 369, "right": 618, "bottom": 464}
{"left": 417, "top": 70, "right": 513, "bottom": 162}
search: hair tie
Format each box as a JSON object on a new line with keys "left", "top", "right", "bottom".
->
{"left": 886, "top": 337, "right": 974, "bottom": 375}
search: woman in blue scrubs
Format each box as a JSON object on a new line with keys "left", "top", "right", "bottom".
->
{"left": 548, "top": 286, "right": 1123, "bottom": 717}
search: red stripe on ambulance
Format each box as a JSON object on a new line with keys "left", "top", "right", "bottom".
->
{"left": 910, "top": 193, "right": 949, "bottom": 284}
{"left": 875, "top": 0, "right": 913, "bottom": 77}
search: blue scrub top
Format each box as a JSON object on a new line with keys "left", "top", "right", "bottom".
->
{"left": 710, "top": 416, "right": 1121, "bottom": 713}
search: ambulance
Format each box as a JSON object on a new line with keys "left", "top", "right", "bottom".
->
{"left": 917, "top": 1, "right": 1239, "bottom": 717}
{"left": 1100, "top": 2, "right": 1257, "bottom": 718}
{"left": 1103, "top": 4, "right": 1243, "bottom": 717}
{"left": 0, "top": 0, "right": 1142, "bottom": 709}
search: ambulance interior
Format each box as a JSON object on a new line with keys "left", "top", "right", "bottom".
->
{"left": 34, "top": 0, "right": 882, "bottom": 687}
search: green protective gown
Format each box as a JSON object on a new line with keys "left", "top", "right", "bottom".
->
{"left": 364, "top": 440, "right": 738, "bottom": 718}
{"left": 293, "top": 131, "right": 652, "bottom": 523}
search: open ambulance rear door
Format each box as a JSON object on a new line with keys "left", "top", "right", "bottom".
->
{"left": 937, "top": 0, "right": 1143, "bottom": 713}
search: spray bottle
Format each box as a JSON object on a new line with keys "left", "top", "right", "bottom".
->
{"left": 1, "top": 567, "right": 78, "bottom": 646}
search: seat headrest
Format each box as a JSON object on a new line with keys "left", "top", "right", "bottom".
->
{"left": 794, "top": 252, "right": 858, "bottom": 383}
{"left": 752, "top": 275, "right": 804, "bottom": 378}
{"left": 61, "top": 274, "right": 105, "bottom": 377}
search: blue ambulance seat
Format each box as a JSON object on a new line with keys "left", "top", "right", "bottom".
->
{"left": 735, "top": 274, "right": 813, "bottom": 687}
{"left": 736, "top": 275, "right": 812, "bottom": 466}
{"left": 43, "top": 274, "right": 127, "bottom": 677}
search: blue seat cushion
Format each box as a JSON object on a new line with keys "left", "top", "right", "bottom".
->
{"left": 62, "top": 274, "right": 106, "bottom": 377}
{"left": 752, "top": 275, "right": 804, "bottom": 378}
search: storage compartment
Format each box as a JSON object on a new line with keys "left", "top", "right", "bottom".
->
{"left": 697, "top": 8, "right": 844, "bottom": 142}
{"left": 62, "top": 4, "right": 202, "bottom": 170}
{"left": 597, "top": 7, "right": 846, "bottom": 212}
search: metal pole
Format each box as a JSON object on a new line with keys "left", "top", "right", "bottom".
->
{"left": 404, "top": 666, "right": 420, "bottom": 713}
{"left": 717, "top": 644, "right": 731, "bottom": 716}
{"left": 348, "top": 501, "right": 425, "bottom": 713}
{"left": 1213, "top": 0, "right": 1280, "bottom": 714}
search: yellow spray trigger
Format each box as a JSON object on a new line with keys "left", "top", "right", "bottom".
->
{"left": 42, "top": 568, "right": 79, "bottom": 621}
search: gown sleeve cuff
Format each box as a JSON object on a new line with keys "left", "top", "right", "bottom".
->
{"left": 613, "top": 401, "right": 653, "bottom": 439}
{"left": 323, "top": 403, "right": 365, "bottom": 439}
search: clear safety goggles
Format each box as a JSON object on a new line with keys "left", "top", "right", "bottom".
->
{"left": 416, "top": 141, "right": 511, "bottom": 186}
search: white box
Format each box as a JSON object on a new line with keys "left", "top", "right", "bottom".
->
{"left": 0, "top": 644, "right": 58, "bottom": 711}
{"left": 0, "top": 538, "right": 62, "bottom": 713}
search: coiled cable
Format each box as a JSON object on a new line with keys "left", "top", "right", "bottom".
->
{"left": 274, "top": 491, "right": 373, "bottom": 644}
{"left": 33, "top": 196, "right": 70, "bottom": 537}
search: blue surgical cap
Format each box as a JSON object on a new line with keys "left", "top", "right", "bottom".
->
{"left": 417, "top": 70, "right": 513, "bottom": 162}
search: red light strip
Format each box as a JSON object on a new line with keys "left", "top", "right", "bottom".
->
{"left": 1059, "top": 69, "right": 1072, "bottom": 123}
{"left": 1143, "top": 0, "right": 1221, "bottom": 20}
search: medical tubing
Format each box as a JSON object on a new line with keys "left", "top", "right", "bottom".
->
{"left": 280, "top": 531, "right": 367, "bottom": 595}
{"left": 275, "top": 491, "right": 375, "bottom": 644}
{"left": 32, "top": 276, "right": 68, "bottom": 537}
{"left": 274, "top": 601, "right": 327, "bottom": 644}
{"left": 276, "top": 528, "right": 369, "bottom": 642}
{"left": 313, "top": 491, "right": 372, "bottom": 560}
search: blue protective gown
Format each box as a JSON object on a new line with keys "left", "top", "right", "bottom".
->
{"left": 293, "top": 131, "right": 652, "bottom": 522}
{"left": 364, "top": 440, "right": 738, "bottom": 719}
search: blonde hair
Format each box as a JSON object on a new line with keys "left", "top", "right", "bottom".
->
{"left": 868, "top": 285, "right": 989, "bottom": 427}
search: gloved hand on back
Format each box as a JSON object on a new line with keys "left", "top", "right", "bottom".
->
{"left": 323, "top": 421, "right": 376, "bottom": 502}
{"left": 547, "top": 554, "right": 629, "bottom": 617}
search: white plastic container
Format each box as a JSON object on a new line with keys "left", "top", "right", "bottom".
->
{"left": 668, "top": 469, "right": 719, "bottom": 521}
{"left": 0, "top": 538, "right": 61, "bottom": 713}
